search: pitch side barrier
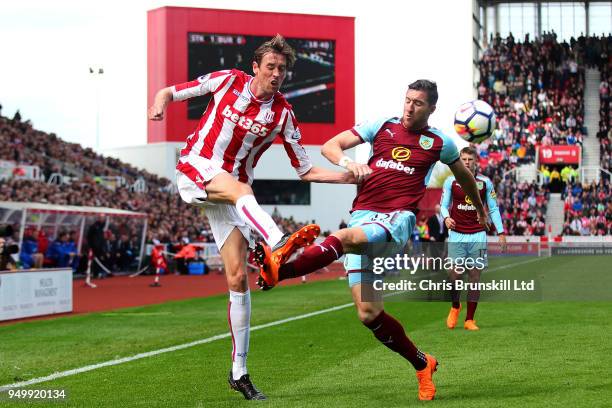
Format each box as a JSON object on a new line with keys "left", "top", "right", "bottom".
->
{"left": 484, "top": 236, "right": 612, "bottom": 257}
{"left": 547, "top": 236, "right": 612, "bottom": 256}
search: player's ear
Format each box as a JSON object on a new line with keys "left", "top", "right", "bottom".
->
{"left": 252, "top": 61, "right": 259, "bottom": 76}
{"left": 429, "top": 104, "right": 437, "bottom": 115}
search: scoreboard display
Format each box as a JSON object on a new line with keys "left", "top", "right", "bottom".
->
{"left": 187, "top": 33, "right": 336, "bottom": 123}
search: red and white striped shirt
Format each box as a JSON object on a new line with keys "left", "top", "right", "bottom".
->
{"left": 173, "top": 69, "right": 312, "bottom": 184}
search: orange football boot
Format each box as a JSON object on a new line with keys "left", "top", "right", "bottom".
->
{"left": 415, "top": 354, "right": 438, "bottom": 401}
{"left": 464, "top": 320, "right": 480, "bottom": 331}
{"left": 255, "top": 224, "right": 320, "bottom": 290}
{"left": 446, "top": 304, "right": 462, "bottom": 329}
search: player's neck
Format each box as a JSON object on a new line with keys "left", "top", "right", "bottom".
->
{"left": 400, "top": 118, "right": 428, "bottom": 132}
{"left": 249, "top": 79, "right": 274, "bottom": 101}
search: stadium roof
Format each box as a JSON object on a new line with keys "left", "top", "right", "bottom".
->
{"left": 0, "top": 202, "right": 147, "bottom": 218}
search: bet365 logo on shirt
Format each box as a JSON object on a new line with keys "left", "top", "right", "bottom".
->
{"left": 222, "top": 105, "right": 270, "bottom": 136}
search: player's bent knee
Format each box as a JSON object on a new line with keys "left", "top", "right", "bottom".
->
{"left": 357, "top": 305, "right": 382, "bottom": 325}
{"left": 226, "top": 270, "right": 248, "bottom": 290}
{"left": 225, "top": 262, "right": 247, "bottom": 286}
{"left": 333, "top": 228, "right": 367, "bottom": 252}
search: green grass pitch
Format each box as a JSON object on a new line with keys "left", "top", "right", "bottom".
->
{"left": 0, "top": 255, "right": 611, "bottom": 407}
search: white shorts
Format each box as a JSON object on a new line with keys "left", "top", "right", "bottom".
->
{"left": 175, "top": 155, "right": 253, "bottom": 250}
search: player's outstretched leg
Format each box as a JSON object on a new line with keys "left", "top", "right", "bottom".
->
{"left": 352, "top": 285, "right": 438, "bottom": 400}
{"left": 205, "top": 172, "right": 287, "bottom": 248}
{"left": 254, "top": 224, "right": 322, "bottom": 289}
{"left": 256, "top": 227, "right": 366, "bottom": 290}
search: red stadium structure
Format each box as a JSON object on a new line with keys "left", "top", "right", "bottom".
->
{"left": 147, "top": 7, "right": 355, "bottom": 146}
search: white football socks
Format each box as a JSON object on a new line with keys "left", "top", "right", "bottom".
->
{"left": 229, "top": 290, "right": 251, "bottom": 381}
{"left": 235, "top": 194, "right": 283, "bottom": 246}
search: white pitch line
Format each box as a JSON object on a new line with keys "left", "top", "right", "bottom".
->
{"left": 0, "top": 256, "right": 547, "bottom": 392}
{"left": 0, "top": 302, "right": 355, "bottom": 392}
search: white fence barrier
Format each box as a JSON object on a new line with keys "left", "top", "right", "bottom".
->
{"left": 0, "top": 268, "right": 72, "bottom": 321}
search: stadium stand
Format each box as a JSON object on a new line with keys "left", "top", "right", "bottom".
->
{"left": 478, "top": 31, "right": 587, "bottom": 168}
{"left": 481, "top": 161, "right": 549, "bottom": 236}
{"left": 1, "top": 34, "right": 608, "bottom": 256}
{"left": 560, "top": 34, "right": 612, "bottom": 236}
{"left": 561, "top": 178, "right": 612, "bottom": 236}
{"left": 596, "top": 36, "right": 612, "bottom": 177}
{"left": 0, "top": 112, "right": 311, "bottom": 271}
{"left": 477, "top": 33, "right": 612, "bottom": 236}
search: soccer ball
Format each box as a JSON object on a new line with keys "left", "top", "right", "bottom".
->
{"left": 454, "top": 100, "right": 496, "bottom": 143}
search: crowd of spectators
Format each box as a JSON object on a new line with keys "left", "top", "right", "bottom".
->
{"left": 596, "top": 36, "right": 612, "bottom": 177}
{"left": 476, "top": 33, "right": 612, "bottom": 237}
{"left": 481, "top": 161, "right": 550, "bottom": 236}
{"left": 0, "top": 114, "right": 170, "bottom": 188}
{"left": 561, "top": 178, "right": 612, "bottom": 236}
{"left": 476, "top": 31, "right": 592, "bottom": 169}
{"left": 0, "top": 112, "right": 313, "bottom": 271}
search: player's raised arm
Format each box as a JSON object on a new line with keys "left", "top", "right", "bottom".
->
{"left": 148, "top": 87, "right": 173, "bottom": 121}
{"left": 149, "top": 70, "right": 234, "bottom": 121}
{"left": 321, "top": 129, "right": 372, "bottom": 183}
{"left": 448, "top": 160, "right": 488, "bottom": 229}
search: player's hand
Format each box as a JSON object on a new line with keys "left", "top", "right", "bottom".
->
{"left": 148, "top": 105, "right": 165, "bottom": 121}
{"left": 346, "top": 162, "right": 372, "bottom": 183}
{"left": 342, "top": 171, "right": 358, "bottom": 184}
{"left": 444, "top": 217, "right": 456, "bottom": 230}
{"left": 498, "top": 234, "right": 507, "bottom": 253}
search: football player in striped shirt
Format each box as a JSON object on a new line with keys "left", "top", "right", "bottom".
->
{"left": 149, "top": 34, "right": 353, "bottom": 400}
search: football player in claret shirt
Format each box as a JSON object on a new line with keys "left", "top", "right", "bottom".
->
{"left": 149, "top": 35, "right": 353, "bottom": 400}
{"left": 440, "top": 146, "right": 506, "bottom": 331}
{"left": 256, "top": 80, "right": 488, "bottom": 401}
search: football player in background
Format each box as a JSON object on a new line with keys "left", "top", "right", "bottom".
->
{"left": 440, "top": 146, "right": 506, "bottom": 330}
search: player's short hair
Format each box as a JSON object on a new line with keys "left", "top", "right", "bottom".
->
{"left": 254, "top": 34, "right": 296, "bottom": 68}
{"left": 460, "top": 146, "right": 478, "bottom": 159}
{"left": 408, "top": 79, "right": 438, "bottom": 105}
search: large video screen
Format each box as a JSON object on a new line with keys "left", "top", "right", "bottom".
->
{"left": 187, "top": 33, "right": 335, "bottom": 123}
